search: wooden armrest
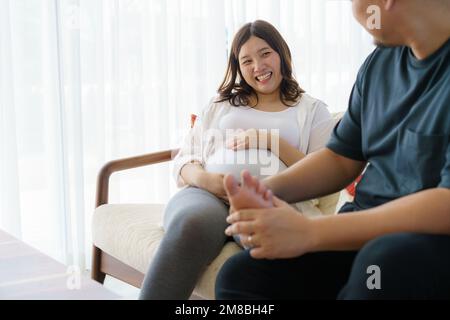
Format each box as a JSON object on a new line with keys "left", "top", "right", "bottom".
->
{"left": 95, "top": 149, "right": 179, "bottom": 207}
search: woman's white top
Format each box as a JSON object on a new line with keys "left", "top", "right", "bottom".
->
{"left": 220, "top": 106, "right": 301, "bottom": 147}
{"left": 204, "top": 106, "right": 298, "bottom": 179}
{"left": 173, "top": 93, "right": 338, "bottom": 216}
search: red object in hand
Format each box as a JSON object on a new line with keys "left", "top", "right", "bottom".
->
{"left": 190, "top": 114, "right": 197, "bottom": 128}
{"left": 346, "top": 175, "right": 362, "bottom": 197}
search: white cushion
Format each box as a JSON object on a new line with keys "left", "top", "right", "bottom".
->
{"left": 92, "top": 204, "right": 241, "bottom": 299}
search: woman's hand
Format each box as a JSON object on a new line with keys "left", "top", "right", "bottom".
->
{"left": 180, "top": 163, "right": 228, "bottom": 203}
{"left": 225, "top": 196, "right": 317, "bottom": 259}
{"left": 226, "top": 129, "right": 272, "bottom": 151}
{"left": 198, "top": 171, "right": 228, "bottom": 203}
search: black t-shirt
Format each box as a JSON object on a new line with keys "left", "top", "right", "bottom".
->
{"left": 327, "top": 38, "right": 450, "bottom": 211}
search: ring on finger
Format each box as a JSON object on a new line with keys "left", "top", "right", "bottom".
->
{"left": 248, "top": 235, "right": 253, "bottom": 247}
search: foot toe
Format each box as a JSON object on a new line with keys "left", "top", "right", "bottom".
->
{"left": 264, "top": 189, "right": 273, "bottom": 202}
{"left": 241, "top": 170, "right": 253, "bottom": 189}
{"left": 224, "top": 174, "right": 240, "bottom": 197}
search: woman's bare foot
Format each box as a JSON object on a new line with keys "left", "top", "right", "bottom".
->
{"left": 224, "top": 170, "right": 273, "bottom": 210}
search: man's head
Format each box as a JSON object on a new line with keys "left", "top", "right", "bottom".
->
{"left": 351, "top": 0, "right": 450, "bottom": 48}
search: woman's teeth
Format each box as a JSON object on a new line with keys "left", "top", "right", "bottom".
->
{"left": 256, "top": 72, "right": 272, "bottom": 82}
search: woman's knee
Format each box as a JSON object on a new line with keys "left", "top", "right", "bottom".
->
{"left": 166, "top": 210, "right": 227, "bottom": 244}
{"left": 163, "top": 188, "right": 228, "bottom": 230}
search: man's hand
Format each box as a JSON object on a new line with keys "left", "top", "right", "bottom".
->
{"left": 225, "top": 196, "right": 316, "bottom": 259}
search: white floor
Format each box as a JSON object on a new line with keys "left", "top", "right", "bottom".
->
{"left": 103, "top": 276, "right": 205, "bottom": 300}
{"left": 103, "top": 276, "right": 141, "bottom": 300}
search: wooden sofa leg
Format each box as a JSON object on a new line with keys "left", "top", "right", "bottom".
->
{"left": 91, "top": 245, "right": 106, "bottom": 284}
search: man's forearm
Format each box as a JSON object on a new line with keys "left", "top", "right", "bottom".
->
{"left": 268, "top": 134, "right": 306, "bottom": 168}
{"left": 264, "top": 148, "right": 366, "bottom": 203}
{"left": 311, "top": 188, "right": 450, "bottom": 252}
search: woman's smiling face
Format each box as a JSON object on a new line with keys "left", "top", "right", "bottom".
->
{"left": 238, "top": 36, "right": 282, "bottom": 98}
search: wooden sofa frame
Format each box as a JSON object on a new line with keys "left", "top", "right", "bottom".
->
{"left": 91, "top": 149, "right": 179, "bottom": 288}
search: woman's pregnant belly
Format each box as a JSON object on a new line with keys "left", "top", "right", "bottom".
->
{"left": 204, "top": 148, "right": 287, "bottom": 179}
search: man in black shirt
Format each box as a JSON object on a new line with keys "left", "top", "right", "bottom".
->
{"left": 216, "top": 0, "right": 450, "bottom": 299}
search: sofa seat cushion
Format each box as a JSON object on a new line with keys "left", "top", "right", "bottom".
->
{"left": 92, "top": 204, "right": 241, "bottom": 299}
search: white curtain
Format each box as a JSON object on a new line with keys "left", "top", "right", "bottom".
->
{"left": 0, "top": 0, "right": 374, "bottom": 270}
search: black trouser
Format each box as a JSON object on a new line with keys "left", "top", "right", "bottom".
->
{"left": 215, "top": 233, "right": 450, "bottom": 299}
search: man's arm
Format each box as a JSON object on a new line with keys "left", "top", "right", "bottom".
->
{"left": 263, "top": 148, "right": 366, "bottom": 203}
{"left": 311, "top": 187, "right": 450, "bottom": 252}
{"left": 226, "top": 187, "right": 450, "bottom": 259}
{"left": 311, "top": 142, "right": 450, "bottom": 251}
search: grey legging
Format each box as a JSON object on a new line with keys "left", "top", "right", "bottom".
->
{"left": 139, "top": 187, "right": 230, "bottom": 300}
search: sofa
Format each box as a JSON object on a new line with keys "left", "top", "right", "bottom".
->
{"left": 91, "top": 113, "right": 350, "bottom": 299}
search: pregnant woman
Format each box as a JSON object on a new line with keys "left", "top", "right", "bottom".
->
{"left": 139, "top": 20, "right": 335, "bottom": 300}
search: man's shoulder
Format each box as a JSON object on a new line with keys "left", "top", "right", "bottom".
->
{"left": 355, "top": 45, "right": 408, "bottom": 92}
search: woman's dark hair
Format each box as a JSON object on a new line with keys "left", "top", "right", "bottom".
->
{"left": 217, "top": 20, "right": 304, "bottom": 107}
